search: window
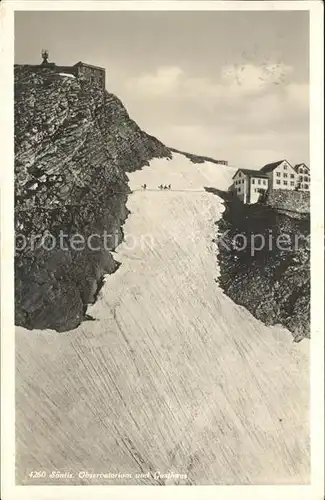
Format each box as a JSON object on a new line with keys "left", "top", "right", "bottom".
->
{"left": 251, "top": 179, "right": 255, "bottom": 184}
{"left": 283, "top": 181, "right": 288, "bottom": 186}
{"left": 283, "top": 173, "right": 288, "bottom": 178}
{"left": 304, "top": 184, "right": 308, "bottom": 189}
{"left": 238, "top": 172, "right": 242, "bottom": 177}
{"left": 283, "top": 164, "right": 288, "bottom": 170}
{"left": 290, "top": 174, "right": 295, "bottom": 178}
{"left": 299, "top": 168, "right": 304, "bottom": 173}
{"left": 238, "top": 187, "right": 241, "bottom": 192}
{"left": 304, "top": 176, "right": 309, "bottom": 181}
{"left": 258, "top": 179, "right": 261, "bottom": 185}
{"left": 276, "top": 180, "right": 281, "bottom": 185}
{"left": 276, "top": 172, "right": 281, "bottom": 177}
{"left": 299, "top": 175, "right": 303, "bottom": 181}
{"left": 290, "top": 181, "right": 294, "bottom": 186}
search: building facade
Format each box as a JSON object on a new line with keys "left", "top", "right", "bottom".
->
{"left": 231, "top": 160, "right": 310, "bottom": 204}
{"left": 260, "top": 159, "right": 297, "bottom": 191}
{"left": 294, "top": 163, "right": 310, "bottom": 191}
{"left": 232, "top": 169, "right": 269, "bottom": 204}
{"left": 73, "top": 61, "right": 106, "bottom": 90}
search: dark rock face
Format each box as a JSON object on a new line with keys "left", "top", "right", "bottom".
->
{"left": 265, "top": 189, "right": 310, "bottom": 214}
{"left": 216, "top": 197, "right": 310, "bottom": 340}
{"left": 15, "top": 67, "right": 171, "bottom": 332}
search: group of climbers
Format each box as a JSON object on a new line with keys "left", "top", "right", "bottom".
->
{"left": 140, "top": 184, "right": 172, "bottom": 190}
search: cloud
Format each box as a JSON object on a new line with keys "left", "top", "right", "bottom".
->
{"left": 127, "top": 66, "right": 184, "bottom": 97}
{"left": 123, "top": 63, "right": 309, "bottom": 166}
{"left": 127, "top": 62, "right": 296, "bottom": 99}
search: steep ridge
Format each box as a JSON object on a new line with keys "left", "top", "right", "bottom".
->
{"left": 14, "top": 67, "right": 171, "bottom": 331}
{"left": 16, "top": 154, "right": 309, "bottom": 485}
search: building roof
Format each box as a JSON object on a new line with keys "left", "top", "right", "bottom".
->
{"left": 294, "top": 163, "right": 310, "bottom": 172}
{"left": 73, "top": 61, "right": 105, "bottom": 71}
{"left": 260, "top": 159, "right": 290, "bottom": 173}
{"left": 232, "top": 168, "right": 269, "bottom": 179}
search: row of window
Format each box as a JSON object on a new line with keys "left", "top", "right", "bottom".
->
{"left": 276, "top": 172, "right": 295, "bottom": 179}
{"left": 276, "top": 180, "right": 295, "bottom": 186}
{"left": 235, "top": 178, "right": 268, "bottom": 185}
{"left": 235, "top": 171, "right": 310, "bottom": 189}
{"left": 251, "top": 178, "right": 267, "bottom": 185}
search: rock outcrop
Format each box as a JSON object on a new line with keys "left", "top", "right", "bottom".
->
{"left": 15, "top": 67, "right": 171, "bottom": 331}
{"left": 215, "top": 195, "right": 310, "bottom": 340}
{"left": 264, "top": 189, "right": 310, "bottom": 215}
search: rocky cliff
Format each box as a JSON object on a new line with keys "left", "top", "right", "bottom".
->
{"left": 265, "top": 189, "right": 310, "bottom": 215}
{"left": 215, "top": 195, "right": 310, "bottom": 341}
{"left": 15, "top": 67, "right": 171, "bottom": 331}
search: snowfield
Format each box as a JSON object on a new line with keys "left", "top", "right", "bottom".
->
{"left": 58, "top": 72, "right": 76, "bottom": 78}
{"left": 16, "top": 153, "right": 309, "bottom": 484}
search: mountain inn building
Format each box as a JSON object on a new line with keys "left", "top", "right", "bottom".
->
{"left": 260, "top": 160, "right": 297, "bottom": 191}
{"left": 231, "top": 159, "right": 309, "bottom": 205}
{"left": 294, "top": 163, "right": 310, "bottom": 191}
{"left": 232, "top": 169, "right": 269, "bottom": 204}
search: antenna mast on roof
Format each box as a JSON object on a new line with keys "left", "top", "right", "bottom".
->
{"left": 41, "top": 49, "right": 49, "bottom": 65}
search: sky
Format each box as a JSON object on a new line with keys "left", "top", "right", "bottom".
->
{"left": 15, "top": 10, "right": 309, "bottom": 168}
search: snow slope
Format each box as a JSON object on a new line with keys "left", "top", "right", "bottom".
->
{"left": 15, "top": 153, "right": 309, "bottom": 485}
